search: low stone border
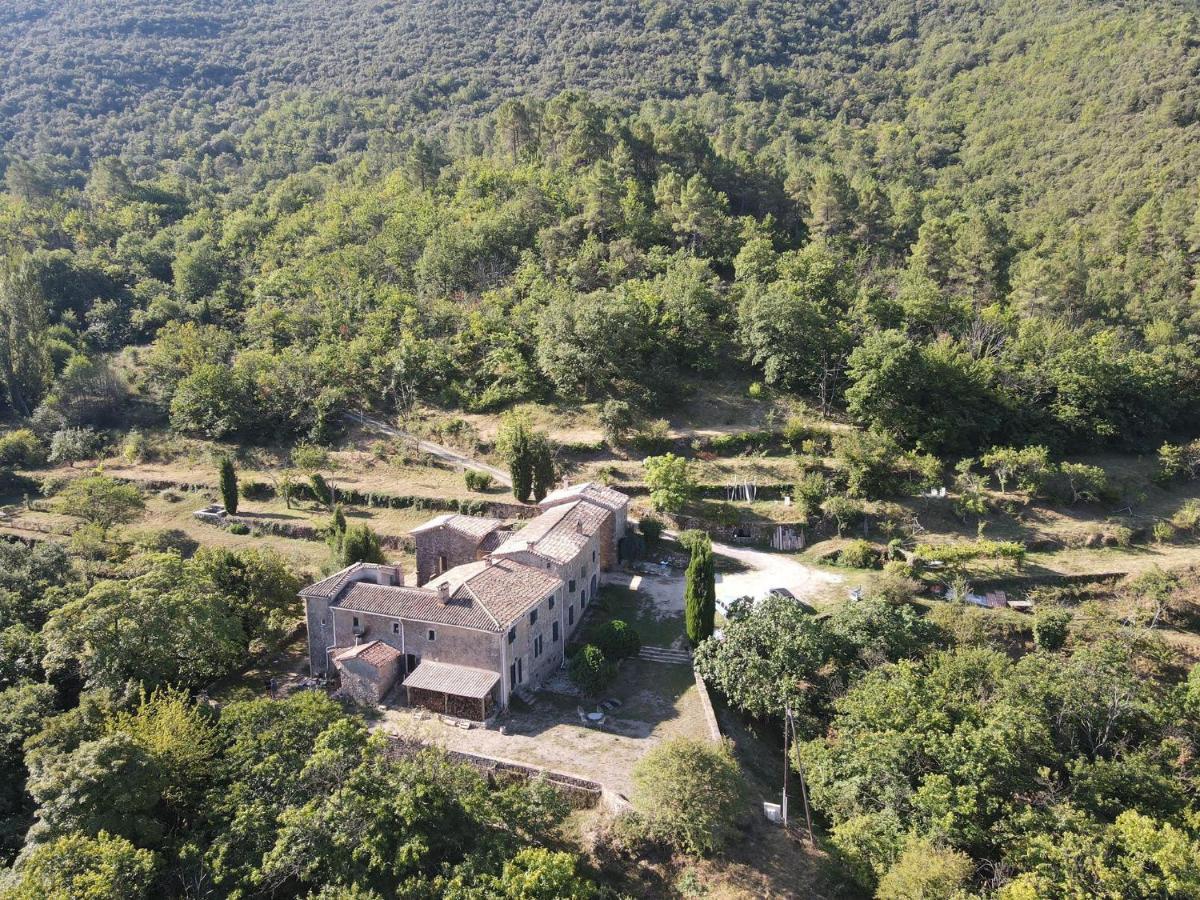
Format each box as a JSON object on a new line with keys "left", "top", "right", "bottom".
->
{"left": 383, "top": 734, "right": 608, "bottom": 808}
{"left": 692, "top": 666, "right": 722, "bottom": 743}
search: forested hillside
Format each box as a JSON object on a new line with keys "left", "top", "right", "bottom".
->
{"left": 2, "top": 0, "right": 1199, "bottom": 456}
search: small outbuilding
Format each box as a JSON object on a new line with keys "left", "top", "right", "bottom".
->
{"left": 333, "top": 641, "right": 403, "bottom": 705}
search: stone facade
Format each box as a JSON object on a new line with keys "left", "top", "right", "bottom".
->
{"left": 300, "top": 484, "right": 629, "bottom": 714}
{"left": 411, "top": 515, "right": 505, "bottom": 585}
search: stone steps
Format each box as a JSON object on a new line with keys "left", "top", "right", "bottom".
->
{"left": 637, "top": 645, "right": 693, "bottom": 665}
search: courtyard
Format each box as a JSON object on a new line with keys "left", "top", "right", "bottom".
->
{"left": 376, "top": 656, "right": 705, "bottom": 797}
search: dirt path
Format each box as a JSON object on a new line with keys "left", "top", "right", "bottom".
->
{"left": 345, "top": 411, "right": 512, "bottom": 486}
{"left": 711, "top": 540, "right": 844, "bottom": 608}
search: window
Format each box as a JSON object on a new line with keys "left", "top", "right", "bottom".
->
{"left": 529, "top": 609, "right": 538, "bottom": 626}
{"left": 507, "top": 627, "right": 516, "bottom": 644}
{"left": 592, "top": 549, "right": 596, "bottom": 562}
{"left": 581, "top": 590, "right": 587, "bottom": 607}
{"left": 427, "top": 629, "right": 436, "bottom": 641}
{"left": 352, "top": 616, "right": 360, "bottom": 628}
{"left": 392, "top": 622, "right": 400, "bottom": 635}
{"left": 548, "top": 594, "right": 555, "bottom": 610}
{"left": 437, "top": 555, "right": 447, "bottom": 574}
{"left": 552, "top": 621, "right": 560, "bottom": 642}
{"left": 568, "top": 606, "right": 575, "bottom": 626}
{"left": 533, "top": 635, "right": 543, "bottom": 658}
{"left": 568, "top": 579, "right": 576, "bottom": 593}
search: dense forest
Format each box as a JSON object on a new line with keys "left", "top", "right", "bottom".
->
{"left": 3, "top": 0, "right": 1200, "bottom": 897}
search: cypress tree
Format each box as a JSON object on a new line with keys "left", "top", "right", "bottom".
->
{"left": 340, "top": 523, "right": 385, "bottom": 565}
{"left": 685, "top": 534, "right": 716, "bottom": 645}
{"left": 218, "top": 456, "right": 239, "bottom": 515}
{"left": 531, "top": 435, "right": 556, "bottom": 502}
{"left": 509, "top": 427, "right": 533, "bottom": 503}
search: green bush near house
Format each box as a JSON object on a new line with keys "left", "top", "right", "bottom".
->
{"left": 568, "top": 644, "right": 615, "bottom": 695}
{"left": 592, "top": 620, "right": 641, "bottom": 660}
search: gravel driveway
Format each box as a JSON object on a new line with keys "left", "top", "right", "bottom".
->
{"left": 712, "top": 540, "right": 843, "bottom": 609}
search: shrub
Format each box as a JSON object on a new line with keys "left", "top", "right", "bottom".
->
{"left": 1033, "top": 607, "right": 1072, "bottom": 651}
{"left": 309, "top": 472, "right": 333, "bottom": 507}
{"left": 643, "top": 453, "right": 695, "bottom": 513}
{"left": 639, "top": 515, "right": 664, "bottom": 543}
{"left": 48, "top": 427, "right": 101, "bottom": 465}
{"left": 121, "top": 429, "right": 148, "bottom": 464}
{"left": 873, "top": 568, "right": 920, "bottom": 604}
{"left": 0, "top": 428, "right": 46, "bottom": 467}
{"left": 1047, "top": 462, "right": 1109, "bottom": 505}
{"left": 1170, "top": 499, "right": 1200, "bottom": 534}
{"left": 599, "top": 399, "right": 635, "bottom": 447}
{"left": 839, "top": 539, "right": 880, "bottom": 569}
{"left": 822, "top": 495, "right": 865, "bottom": 536}
{"left": 241, "top": 480, "right": 272, "bottom": 501}
{"left": 630, "top": 738, "right": 744, "bottom": 856}
{"left": 568, "top": 644, "right": 615, "bottom": 694}
{"left": 227, "top": 522, "right": 250, "bottom": 536}
{"left": 593, "top": 620, "right": 641, "bottom": 660}
{"left": 875, "top": 837, "right": 972, "bottom": 900}
{"left": 631, "top": 418, "right": 672, "bottom": 454}
{"left": 339, "top": 523, "right": 386, "bottom": 565}
{"left": 747, "top": 381, "right": 763, "bottom": 399}
{"left": 464, "top": 470, "right": 494, "bottom": 492}
{"left": 793, "top": 471, "right": 828, "bottom": 519}
{"left": 1152, "top": 521, "right": 1176, "bottom": 544}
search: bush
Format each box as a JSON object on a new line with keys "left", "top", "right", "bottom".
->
{"left": 793, "top": 471, "right": 828, "bottom": 519}
{"left": 121, "top": 429, "right": 148, "bottom": 464}
{"left": 631, "top": 418, "right": 672, "bottom": 454}
{"left": 643, "top": 453, "right": 695, "bottom": 513}
{"left": 339, "top": 523, "right": 386, "bottom": 565}
{"left": 568, "top": 644, "right": 615, "bottom": 694}
{"left": 1033, "top": 607, "right": 1072, "bottom": 651}
{"left": 639, "top": 515, "right": 664, "bottom": 543}
{"left": 241, "top": 480, "right": 272, "bottom": 501}
{"left": 219, "top": 456, "right": 239, "bottom": 515}
{"left": 309, "top": 472, "right": 334, "bottom": 507}
{"left": 1170, "top": 499, "right": 1200, "bottom": 534}
{"left": 875, "top": 837, "right": 973, "bottom": 900}
{"left": 747, "top": 381, "right": 763, "bottom": 399}
{"left": 227, "top": 522, "right": 250, "bottom": 536}
{"left": 592, "top": 620, "right": 641, "bottom": 660}
{"left": 822, "top": 494, "right": 865, "bottom": 536}
{"left": 630, "top": 738, "right": 744, "bottom": 856}
{"left": 464, "top": 470, "right": 494, "bottom": 492}
{"left": 48, "top": 427, "right": 102, "bottom": 465}
{"left": 839, "top": 539, "right": 881, "bottom": 569}
{"left": 0, "top": 428, "right": 46, "bottom": 467}
{"left": 1152, "top": 521, "right": 1176, "bottom": 544}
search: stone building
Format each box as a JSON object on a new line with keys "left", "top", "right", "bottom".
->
{"left": 410, "top": 514, "right": 508, "bottom": 585}
{"left": 301, "top": 483, "right": 630, "bottom": 719}
{"left": 537, "top": 481, "right": 630, "bottom": 570}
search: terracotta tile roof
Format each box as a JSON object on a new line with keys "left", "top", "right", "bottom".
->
{"left": 337, "top": 582, "right": 497, "bottom": 631}
{"left": 425, "top": 558, "right": 562, "bottom": 630}
{"left": 329, "top": 558, "right": 559, "bottom": 633}
{"left": 539, "top": 481, "right": 629, "bottom": 513}
{"left": 301, "top": 562, "right": 376, "bottom": 598}
{"left": 403, "top": 660, "right": 499, "bottom": 699}
{"left": 334, "top": 640, "right": 401, "bottom": 669}
{"left": 493, "top": 500, "right": 608, "bottom": 565}
{"left": 409, "top": 513, "right": 504, "bottom": 538}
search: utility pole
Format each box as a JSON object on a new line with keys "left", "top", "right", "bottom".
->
{"left": 784, "top": 705, "right": 814, "bottom": 843}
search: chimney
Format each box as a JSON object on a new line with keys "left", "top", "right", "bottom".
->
{"left": 438, "top": 582, "right": 451, "bottom": 602}
{"left": 575, "top": 520, "right": 583, "bottom": 534}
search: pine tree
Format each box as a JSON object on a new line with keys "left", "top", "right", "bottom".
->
{"left": 218, "top": 456, "right": 239, "bottom": 515}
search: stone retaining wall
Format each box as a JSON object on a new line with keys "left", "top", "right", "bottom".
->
{"left": 692, "top": 666, "right": 723, "bottom": 743}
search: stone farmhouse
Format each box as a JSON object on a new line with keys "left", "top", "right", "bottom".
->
{"left": 302, "top": 482, "right": 630, "bottom": 719}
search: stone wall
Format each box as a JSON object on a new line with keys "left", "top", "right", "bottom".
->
{"left": 413, "top": 525, "right": 487, "bottom": 586}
